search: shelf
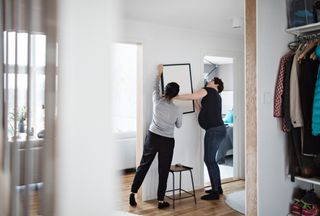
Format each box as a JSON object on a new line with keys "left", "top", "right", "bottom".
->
{"left": 293, "top": 176, "right": 320, "bottom": 186}
{"left": 286, "top": 22, "right": 320, "bottom": 35}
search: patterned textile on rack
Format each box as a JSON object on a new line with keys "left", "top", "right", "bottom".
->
{"left": 274, "top": 51, "right": 294, "bottom": 118}
{"left": 312, "top": 45, "right": 320, "bottom": 136}
{"left": 274, "top": 51, "right": 294, "bottom": 132}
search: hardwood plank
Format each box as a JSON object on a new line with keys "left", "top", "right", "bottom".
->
{"left": 118, "top": 173, "right": 245, "bottom": 215}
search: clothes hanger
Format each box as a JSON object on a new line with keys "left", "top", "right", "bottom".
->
{"left": 297, "top": 39, "right": 319, "bottom": 63}
{"left": 288, "top": 40, "right": 299, "bottom": 52}
{"left": 310, "top": 51, "right": 317, "bottom": 60}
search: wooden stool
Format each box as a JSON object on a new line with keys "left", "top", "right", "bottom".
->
{"left": 165, "top": 164, "right": 196, "bottom": 208}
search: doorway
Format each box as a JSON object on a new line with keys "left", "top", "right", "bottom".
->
{"left": 111, "top": 43, "right": 142, "bottom": 172}
{"left": 202, "top": 56, "right": 236, "bottom": 186}
{"left": 202, "top": 55, "right": 244, "bottom": 188}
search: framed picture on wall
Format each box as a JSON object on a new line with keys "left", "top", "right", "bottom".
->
{"left": 161, "top": 63, "right": 195, "bottom": 114}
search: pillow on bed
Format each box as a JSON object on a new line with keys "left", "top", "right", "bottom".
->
{"left": 224, "top": 110, "right": 234, "bottom": 124}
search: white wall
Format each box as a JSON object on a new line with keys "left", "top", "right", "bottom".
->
{"left": 218, "top": 64, "right": 234, "bottom": 91}
{"left": 120, "top": 19, "right": 243, "bottom": 200}
{"left": 256, "top": 0, "right": 299, "bottom": 215}
{"left": 56, "top": 0, "right": 119, "bottom": 215}
{"left": 204, "top": 63, "right": 234, "bottom": 90}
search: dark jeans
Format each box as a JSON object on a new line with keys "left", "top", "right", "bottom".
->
{"left": 204, "top": 125, "right": 227, "bottom": 192}
{"left": 216, "top": 125, "right": 233, "bottom": 164}
{"left": 131, "top": 131, "right": 174, "bottom": 201}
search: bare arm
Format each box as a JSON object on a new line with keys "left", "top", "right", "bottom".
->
{"left": 153, "top": 64, "right": 163, "bottom": 102}
{"left": 175, "top": 88, "right": 207, "bottom": 100}
{"left": 194, "top": 99, "right": 201, "bottom": 112}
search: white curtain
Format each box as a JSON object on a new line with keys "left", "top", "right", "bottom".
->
{"left": 0, "top": 0, "right": 57, "bottom": 215}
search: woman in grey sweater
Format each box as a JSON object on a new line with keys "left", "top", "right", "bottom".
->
{"left": 129, "top": 65, "right": 183, "bottom": 209}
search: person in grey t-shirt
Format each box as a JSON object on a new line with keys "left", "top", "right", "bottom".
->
{"left": 129, "top": 64, "right": 183, "bottom": 209}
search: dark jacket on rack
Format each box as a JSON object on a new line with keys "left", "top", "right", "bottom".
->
{"left": 299, "top": 47, "right": 320, "bottom": 155}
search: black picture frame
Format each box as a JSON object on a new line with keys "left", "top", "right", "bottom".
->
{"left": 161, "top": 63, "right": 195, "bottom": 114}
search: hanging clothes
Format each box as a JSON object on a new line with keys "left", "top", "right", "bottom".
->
{"left": 299, "top": 47, "right": 320, "bottom": 154}
{"left": 312, "top": 45, "right": 320, "bottom": 136}
{"left": 283, "top": 54, "right": 295, "bottom": 132}
{"left": 274, "top": 51, "right": 295, "bottom": 132}
{"left": 290, "top": 46, "right": 304, "bottom": 128}
{"left": 275, "top": 37, "right": 320, "bottom": 179}
{"left": 274, "top": 51, "right": 294, "bottom": 118}
{"left": 288, "top": 127, "right": 303, "bottom": 181}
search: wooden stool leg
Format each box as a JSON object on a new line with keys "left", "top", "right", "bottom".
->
{"left": 189, "top": 170, "right": 196, "bottom": 204}
{"left": 172, "top": 171, "right": 175, "bottom": 208}
{"left": 179, "top": 171, "right": 182, "bottom": 197}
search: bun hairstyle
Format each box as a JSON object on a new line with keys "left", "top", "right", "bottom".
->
{"left": 213, "top": 77, "right": 224, "bottom": 93}
{"left": 164, "top": 82, "right": 180, "bottom": 100}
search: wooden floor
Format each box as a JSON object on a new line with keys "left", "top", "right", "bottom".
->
{"left": 117, "top": 173, "right": 245, "bottom": 216}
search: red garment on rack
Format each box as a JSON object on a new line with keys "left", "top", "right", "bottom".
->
{"left": 274, "top": 52, "right": 294, "bottom": 118}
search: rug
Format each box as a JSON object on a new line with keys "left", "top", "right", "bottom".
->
{"left": 224, "top": 190, "right": 245, "bottom": 215}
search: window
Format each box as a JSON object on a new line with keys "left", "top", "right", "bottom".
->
{"left": 111, "top": 43, "right": 137, "bottom": 135}
{"left": 4, "top": 32, "right": 46, "bottom": 139}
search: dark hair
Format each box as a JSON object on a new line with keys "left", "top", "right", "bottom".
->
{"left": 164, "top": 82, "right": 180, "bottom": 100}
{"left": 213, "top": 77, "right": 224, "bottom": 93}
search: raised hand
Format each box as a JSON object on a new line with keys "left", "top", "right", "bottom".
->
{"left": 157, "top": 64, "right": 163, "bottom": 77}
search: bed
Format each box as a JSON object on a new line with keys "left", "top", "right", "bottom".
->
{"left": 216, "top": 108, "right": 234, "bottom": 164}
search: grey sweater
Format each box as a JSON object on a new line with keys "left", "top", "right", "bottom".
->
{"left": 149, "top": 77, "right": 182, "bottom": 138}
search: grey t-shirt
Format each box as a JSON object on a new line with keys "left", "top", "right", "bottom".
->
{"left": 149, "top": 78, "right": 182, "bottom": 138}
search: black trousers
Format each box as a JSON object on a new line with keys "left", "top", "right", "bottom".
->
{"left": 131, "top": 131, "right": 174, "bottom": 201}
{"left": 288, "top": 128, "right": 302, "bottom": 180}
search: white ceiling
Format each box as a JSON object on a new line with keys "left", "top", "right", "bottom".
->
{"left": 121, "top": 0, "right": 244, "bottom": 36}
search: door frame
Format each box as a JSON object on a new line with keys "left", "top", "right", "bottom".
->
{"left": 200, "top": 50, "right": 245, "bottom": 184}
{"left": 245, "top": 0, "right": 257, "bottom": 215}
{"left": 129, "top": 1, "right": 258, "bottom": 211}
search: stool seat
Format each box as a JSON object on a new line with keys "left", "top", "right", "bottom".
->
{"left": 165, "top": 164, "right": 196, "bottom": 208}
{"left": 169, "top": 164, "right": 193, "bottom": 172}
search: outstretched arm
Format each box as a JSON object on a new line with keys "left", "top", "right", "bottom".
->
{"left": 175, "top": 88, "right": 207, "bottom": 100}
{"left": 153, "top": 64, "right": 163, "bottom": 102}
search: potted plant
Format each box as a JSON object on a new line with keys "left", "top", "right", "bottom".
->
{"left": 16, "top": 106, "right": 27, "bottom": 133}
